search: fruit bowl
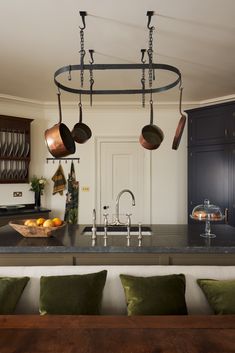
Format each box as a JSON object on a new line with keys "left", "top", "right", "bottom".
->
{"left": 9, "top": 219, "right": 66, "bottom": 238}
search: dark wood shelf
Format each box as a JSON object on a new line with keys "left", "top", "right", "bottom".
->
{"left": 0, "top": 115, "right": 33, "bottom": 184}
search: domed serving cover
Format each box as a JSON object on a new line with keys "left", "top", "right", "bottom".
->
{"left": 191, "top": 199, "right": 223, "bottom": 221}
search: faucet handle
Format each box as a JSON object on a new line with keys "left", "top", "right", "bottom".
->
{"left": 126, "top": 213, "right": 132, "bottom": 226}
{"left": 103, "top": 213, "right": 109, "bottom": 226}
{"left": 138, "top": 223, "right": 142, "bottom": 247}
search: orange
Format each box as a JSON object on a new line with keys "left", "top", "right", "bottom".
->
{"left": 52, "top": 217, "right": 63, "bottom": 227}
{"left": 36, "top": 217, "right": 46, "bottom": 226}
{"left": 43, "top": 219, "right": 55, "bottom": 228}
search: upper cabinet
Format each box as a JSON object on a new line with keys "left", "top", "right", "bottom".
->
{"left": 0, "top": 115, "right": 33, "bottom": 183}
{"left": 187, "top": 102, "right": 235, "bottom": 147}
{"left": 187, "top": 101, "right": 235, "bottom": 226}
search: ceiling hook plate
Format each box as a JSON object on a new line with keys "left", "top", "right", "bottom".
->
{"left": 147, "top": 11, "right": 154, "bottom": 29}
{"left": 79, "top": 11, "right": 87, "bottom": 30}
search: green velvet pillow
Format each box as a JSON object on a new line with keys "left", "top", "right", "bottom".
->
{"left": 39, "top": 270, "right": 107, "bottom": 315}
{"left": 120, "top": 273, "right": 187, "bottom": 316}
{"left": 197, "top": 278, "right": 235, "bottom": 314}
{"left": 0, "top": 276, "right": 30, "bottom": 314}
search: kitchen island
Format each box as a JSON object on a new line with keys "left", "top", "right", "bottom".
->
{"left": 0, "top": 223, "right": 235, "bottom": 266}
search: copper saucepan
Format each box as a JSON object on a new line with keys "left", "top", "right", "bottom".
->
{"left": 72, "top": 103, "right": 92, "bottom": 144}
{"left": 45, "top": 93, "right": 75, "bottom": 158}
{"left": 139, "top": 100, "right": 164, "bottom": 150}
{"left": 172, "top": 87, "right": 186, "bottom": 150}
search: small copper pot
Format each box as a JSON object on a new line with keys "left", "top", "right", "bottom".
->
{"left": 45, "top": 93, "right": 75, "bottom": 158}
{"left": 139, "top": 100, "right": 164, "bottom": 150}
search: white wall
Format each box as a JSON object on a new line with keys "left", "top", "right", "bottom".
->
{"left": 0, "top": 97, "right": 190, "bottom": 224}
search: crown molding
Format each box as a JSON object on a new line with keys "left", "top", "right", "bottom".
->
{"left": 0, "top": 94, "right": 43, "bottom": 107}
{"left": 199, "top": 94, "right": 235, "bottom": 106}
{"left": 43, "top": 100, "right": 199, "bottom": 110}
{"left": 0, "top": 93, "right": 234, "bottom": 110}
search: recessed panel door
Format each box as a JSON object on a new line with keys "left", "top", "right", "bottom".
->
{"left": 96, "top": 138, "right": 151, "bottom": 225}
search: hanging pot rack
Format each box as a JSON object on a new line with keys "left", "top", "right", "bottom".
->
{"left": 54, "top": 63, "right": 181, "bottom": 95}
{"left": 54, "top": 11, "right": 182, "bottom": 98}
{"left": 46, "top": 10, "right": 186, "bottom": 158}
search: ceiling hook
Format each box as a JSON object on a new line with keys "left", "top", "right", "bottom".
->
{"left": 89, "top": 49, "right": 94, "bottom": 64}
{"left": 141, "top": 49, "right": 146, "bottom": 64}
{"left": 79, "top": 11, "right": 87, "bottom": 30}
{"left": 146, "top": 11, "right": 155, "bottom": 30}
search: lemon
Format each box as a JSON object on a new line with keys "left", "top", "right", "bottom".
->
{"left": 36, "top": 217, "right": 45, "bottom": 226}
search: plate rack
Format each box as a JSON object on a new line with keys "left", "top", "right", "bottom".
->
{"left": 0, "top": 115, "right": 33, "bottom": 183}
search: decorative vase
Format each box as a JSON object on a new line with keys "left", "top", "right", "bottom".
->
{"left": 34, "top": 190, "right": 41, "bottom": 209}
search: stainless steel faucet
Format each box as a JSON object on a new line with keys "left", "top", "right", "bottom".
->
{"left": 113, "top": 189, "right": 135, "bottom": 225}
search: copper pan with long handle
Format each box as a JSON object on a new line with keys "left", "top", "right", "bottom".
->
{"left": 139, "top": 100, "right": 164, "bottom": 150}
{"left": 45, "top": 93, "right": 75, "bottom": 158}
{"left": 172, "top": 86, "right": 186, "bottom": 150}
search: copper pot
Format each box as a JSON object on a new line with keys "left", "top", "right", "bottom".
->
{"left": 45, "top": 93, "right": 75, "bottom": 158}
{"left": 172, "top": 87, "right": 186, "bottom": 150}
{"left": 139, "top": 100, "right": 164, "bottom": 150}
{"left": 72, "top": 103, "right": 92, "bottom": 144}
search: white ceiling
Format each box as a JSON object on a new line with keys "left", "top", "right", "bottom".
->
{"left": 0, "top": 0, "right": 235, "bottom": 104}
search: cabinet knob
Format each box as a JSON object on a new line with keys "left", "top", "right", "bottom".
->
{"left": 225, "top": 129, "right": 228, "bottom": 137}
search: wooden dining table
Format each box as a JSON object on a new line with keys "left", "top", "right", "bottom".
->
{"left": 0, "top": 315, "right": 235, "bottom": 353}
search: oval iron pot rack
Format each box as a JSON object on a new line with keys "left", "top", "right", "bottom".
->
{"left": 48, "top": 10, "right": 185, "bottom": 157}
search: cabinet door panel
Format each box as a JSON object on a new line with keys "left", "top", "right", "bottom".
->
{"left": 188, "top": 145, "right": 229, "bottom": 222}
{"left": 187, "top": 103, "right": 235, "bottom": 147}
{"left": 188, "top": 108, "right": 228, "bottom": 146}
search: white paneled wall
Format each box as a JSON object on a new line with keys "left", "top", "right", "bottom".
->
{"left": 0, "top": 97, "right": 190, "bottom": 224}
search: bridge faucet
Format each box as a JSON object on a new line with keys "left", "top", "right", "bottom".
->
{"left": 113, "top": 189, "right": 135, "bottom": 225}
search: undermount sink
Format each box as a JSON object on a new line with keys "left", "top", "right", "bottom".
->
{"left": 82, "top": 225, "right": 152, "bottom": 236}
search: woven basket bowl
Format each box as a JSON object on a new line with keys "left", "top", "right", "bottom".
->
{"left": 9, "top": 219, "right": 66, "bottom": 238}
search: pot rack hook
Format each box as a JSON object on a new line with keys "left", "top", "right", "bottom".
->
{"left": 146, "top": 11, "right": 155, "bottom": 30}
{"left": 57, "top": 91, "right": 62, "bottom": 124}
{"left": 89, "top": 49, "right": 94, "bottom": 64}
{"left": 68, "top": 65, "right": 72, "bottom": 81}
{"left": 79, "top": 11, "right": 87, "bottom": 30}
{"left": 141, "top": 49, "right": 146, "bottom": 64}
{"left": 150, "top": 99, "right": 154, "bottom": 125}
{"left": 179, "top": 85, "right": 184, "bottom": 115}
{"left": 89, "top": 50, "right": 95, "bottom": 106}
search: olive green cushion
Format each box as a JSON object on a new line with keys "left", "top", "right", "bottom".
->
{"left": 39, "top": 270, "right": 107, "bottom": 315}
{"left": 0, "top": 276, "right": 29, "bottom": 314}
{"left": 197, "top": 278, "right": 235, "bottom": 314}
{"left": 120, "top": 273, "right": 187, "bottom": 316}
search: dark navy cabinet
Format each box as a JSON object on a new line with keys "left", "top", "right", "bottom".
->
{"left": 187, "top": 101, "right": 235, "bottom": 226}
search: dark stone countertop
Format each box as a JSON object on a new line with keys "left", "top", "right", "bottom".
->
{"left": 0, "top": 223, "right": 234, "bottom": 254}
{"left": 0, "top": 204, "right": 51, "bottom": 217}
